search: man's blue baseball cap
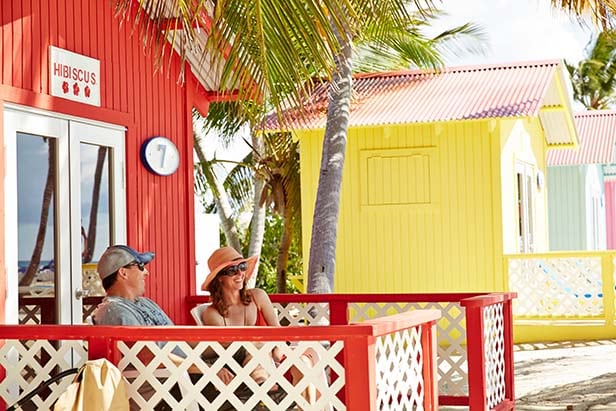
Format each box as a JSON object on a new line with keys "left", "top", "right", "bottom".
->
{"left": 97, "top": 245, "right": 154, "bottom": 279}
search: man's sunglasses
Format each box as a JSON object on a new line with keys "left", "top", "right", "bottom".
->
{"left": 220, "top": 262, "right": 248, "bottom": 277}
{"left": 124, "top": 262, "right": 146, "bottom": 272}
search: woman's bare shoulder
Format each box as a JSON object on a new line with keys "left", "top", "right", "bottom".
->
{"left": 202, "top": 304, "right": 224, "bottom": 326}
{"left": 249, "top": 287, "right": 273, "bottom": 306}
{"left": 249, "top": 287, "right": 269, "bottom": 299}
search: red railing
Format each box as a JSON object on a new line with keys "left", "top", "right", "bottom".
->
{"left": 0, "top": 309, "right": 440, "bottom": 410}
{"left": 5, "top": 292, "right": 515, "bottom": 410}
{"left": 187, "top": 292, "right": 517, "bottom": 411}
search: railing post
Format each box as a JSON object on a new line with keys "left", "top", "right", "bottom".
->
{"left": 422, "top": 322, "right": 439, "bottom": 410}
{"left": 464, "top": 304, "right": 487, "bottom": 411}
{"left": 503, "top": 295, "right": 515, "bottom": 406}
{"left": 88, "top": 336, "right": 113, "bottom": 361}
{"left": 0, "top": 352, "right": 5, "bottom": 411}
{"left": 344, "top": 334, "right": 376, "bottom": 410}
{"left": 329, "top": 300, "right": 348, "bottom": 325}
{"left": 601, "top": 253, "right": 615, "bottom": 327}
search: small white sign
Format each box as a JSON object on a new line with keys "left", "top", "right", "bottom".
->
{"left": 49, "top": 46, "right": 100, "bottom": 106}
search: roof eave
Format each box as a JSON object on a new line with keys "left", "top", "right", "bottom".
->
{"left": 539, "top": 63, "right": 579, "bottom": 148}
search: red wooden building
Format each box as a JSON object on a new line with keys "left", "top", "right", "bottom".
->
{"left": 0, "top": 0, "right": 214, "bottom": 326}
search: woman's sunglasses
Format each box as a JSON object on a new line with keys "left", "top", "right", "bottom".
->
{"left": 220, "top": 262, "right": 248, "bottom": 277}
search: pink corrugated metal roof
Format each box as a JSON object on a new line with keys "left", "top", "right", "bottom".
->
{"left": 547, "top": 110, "right": 616, "bottom": 165}
{"left": 264, "top": 60, "right": 564, "bottom": 129}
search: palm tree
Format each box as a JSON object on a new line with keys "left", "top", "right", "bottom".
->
{"left": 194, "top": 109, "right": 301, "bottom": 292}
{"left": 566, "top": 30, "right": 616, "bottom": 109}
{"left": 193, "top": 102, "right": 265, "bottom": 274}
{"left": 252, "top": 133, "right": 301, "bottom": 292}
{"left": 82, "top": 147, "right": 107, "bottom": 263}
{"left": 193, "top": 129, "right": 245, "bottom": 252}
{"left": 550, "top": 0, "right": 616, "bottom": 29}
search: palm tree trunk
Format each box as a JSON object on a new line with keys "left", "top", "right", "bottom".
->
{"left": 307, "top": 30, "right": 353, "bottom": 294}
{"left": 276, "top": 204, "right": 293, "bottom": 293}
{"left": 247, "top": 134, "right": 266, "bottom": 288}
{"left": 193, "top": 130, "right": 242, "bottom": 251}
{"left": 19, "top": 140, "right": 55, "bottom": 287}
{"left": 82, "top": 146, "right": 107, "bottom": 263}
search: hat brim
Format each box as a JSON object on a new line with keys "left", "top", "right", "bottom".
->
{"left": 200, "top": 254, "right": 259, "bottom": 291}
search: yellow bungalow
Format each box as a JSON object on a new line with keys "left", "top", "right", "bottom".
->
{"left": 274, "top": 60, "right": 579, "bottom": 293}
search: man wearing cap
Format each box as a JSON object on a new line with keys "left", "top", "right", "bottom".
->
{"left": 93, "top": 245, "right": 191, "bottom": 411}
{"left": 93, "top": 245, "right": 172, "bottom": 327}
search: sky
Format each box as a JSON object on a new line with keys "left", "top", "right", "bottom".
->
{"left": 432, "top": 0, "right": 598, "bottom": 67}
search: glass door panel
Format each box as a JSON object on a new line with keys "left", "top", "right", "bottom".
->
{"left": 80, "top": 143, "right": 111, "bottom": 299}
{"left": 70, "top": 121, "right": 125, "bottom": 323}
{"left": 16, "top": 133, "right": 59, "bottom": 324}
{"left": 4, "top": 107, "right": 125, "bottom": 325}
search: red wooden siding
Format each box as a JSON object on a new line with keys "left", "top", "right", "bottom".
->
{"left": 0, "top": 0, "right": 204, "bottom": 323}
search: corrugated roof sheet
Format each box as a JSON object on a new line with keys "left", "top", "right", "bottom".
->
{"left": 264, "top": 60, "right": 566, "bottom": 130}
{"left": 547, "top": 110, "right": 616, "bottom": 166}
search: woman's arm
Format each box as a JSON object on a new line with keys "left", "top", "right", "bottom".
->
{"left": 251, "top": 288, "right": 285, "bottom": 362}
{"left": 251, "top": 288, "right": 280, "bottom": 327}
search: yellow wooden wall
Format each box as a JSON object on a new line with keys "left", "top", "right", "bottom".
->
{"left": 298, "top": 117, "right": 549, "bottom": 293}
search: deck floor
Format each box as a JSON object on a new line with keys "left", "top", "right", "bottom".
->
{"left": 515, "top": 339, "right": 616, "bottom": 410}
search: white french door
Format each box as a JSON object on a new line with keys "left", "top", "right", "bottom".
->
{"left": 4, "top": 105, "right": 126, "bottom": 325}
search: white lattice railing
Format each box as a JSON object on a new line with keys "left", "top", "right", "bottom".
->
{"left": 192, "top": 292, "right": 515, "bottom": 410}
{"left": 349, "top": 301, "right": 468, "bottom": 399}
{"left": 506, "top": 252, "right": 612, "bottom": 318}
{"left": 269, "top": 300, "right": 468, "bottom": 400}
{"left": 0, "top": 340, "right": 88, "bottom": 410}
{"left": 482, "top": 303, "right": 506, "bottom": 409}
{"left": 0, "top": 309, "right": 440, "bottom": 411}
{"left": 374, "top": 324, "right": 426, "bottom": 409}
{"left": 262, "top": 298, "right": 497, "bottom": 407}
{"left": 505, "top": 251, "right": 616, "bottom": 342}
{"left": 460, "top": 294, "right": 514, "bottom": 411}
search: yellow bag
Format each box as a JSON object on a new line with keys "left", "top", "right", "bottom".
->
{"left": 54, "top": 358, "right": 129, "bottom": 411}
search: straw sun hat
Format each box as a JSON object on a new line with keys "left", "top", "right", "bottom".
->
{"left": 200, "top": 247, "right": 259, "bottom": 291}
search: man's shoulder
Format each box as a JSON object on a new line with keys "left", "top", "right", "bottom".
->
{"left": 93, "top": 296, "right": 140, "bottom": 325}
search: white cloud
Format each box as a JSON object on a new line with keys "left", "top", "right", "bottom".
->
{"left": 434, "top": 0, "right": 596, "bottom": 66}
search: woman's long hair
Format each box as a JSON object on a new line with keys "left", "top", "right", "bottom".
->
{"left": 208, "top": 275, "right": 252, "bottom": 317}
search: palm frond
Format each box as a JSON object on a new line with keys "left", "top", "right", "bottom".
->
{"left": 550, "top": 0, "right": 616, "bottom": 30}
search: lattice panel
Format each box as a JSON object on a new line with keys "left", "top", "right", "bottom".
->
{"left": 483, "top": 303, "right": 506, "bottom": 409}
{"left": 375, "top": 326, "right": 425, "bottom": 410}
{"left": 82, "top": 304, "right": 98, "bottom": 323}
{"left": 349, "top": 302, "right": 468, "bottom": 397}
{"left": 509, "top": 257, "right": 603, "bottom": 317}
{"left": 273, "top": 302, "right": 330, "bottom": 326}
{"left": 18, "top": 304, "right": 41, "bottom": 325}
{"left": 0, "top": 339, "right": 87, "bottom": 410}
{"left": 117, "top": 340, "right": 345, "bottom": 410}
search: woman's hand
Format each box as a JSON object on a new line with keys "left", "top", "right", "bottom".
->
{"left": 217, "top": 368, "right": 235, "bottom": 384}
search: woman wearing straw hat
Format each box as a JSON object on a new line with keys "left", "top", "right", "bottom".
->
{"left": 200, "top": 246, "right": 325, "bottom": 407}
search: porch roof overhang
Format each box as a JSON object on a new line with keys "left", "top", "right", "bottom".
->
{"left": 135, "top": 0, "right": 235, "bottom": 100}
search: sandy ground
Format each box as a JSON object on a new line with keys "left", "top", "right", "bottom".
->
{"left": 515, "top": 340, "right": 616, "bottom": 410}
